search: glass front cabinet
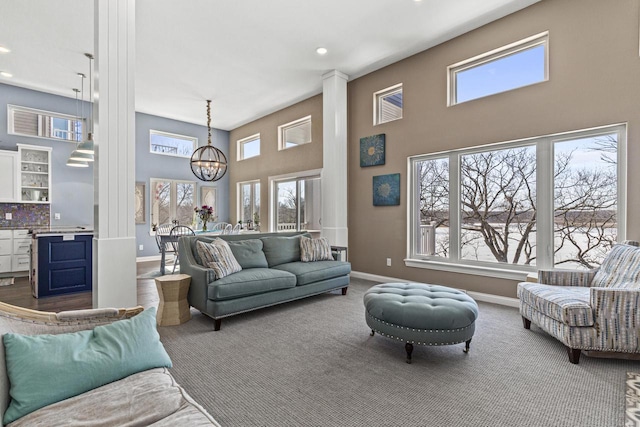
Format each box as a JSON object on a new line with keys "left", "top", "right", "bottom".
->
{"left": 17, "top": 144, "right": 51, "bottom": 204}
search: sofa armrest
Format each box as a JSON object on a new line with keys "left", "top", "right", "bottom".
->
{"left": 178, "top": 237, "right": 215, "bottom": 313}
{"left": 536, "top": 268, "right": 598, "bottom": 287}
{"left": 591, "top": 287, "right": 640, "bottom": 330}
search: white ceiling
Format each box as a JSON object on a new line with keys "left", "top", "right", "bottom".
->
{"left": 0, "top": 0, "right": 539, "bottom": 131}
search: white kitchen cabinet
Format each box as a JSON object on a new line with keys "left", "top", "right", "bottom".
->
{"left": 0, "top": 231, "right": 11, "bottom": 273}
{"left": 17, "top": 144, "right": 51, "bottom": 204}
{"left": 0, "top": 151, "right": 18, "bottom": 202}
{"left": 12, "top": 230, "right": 31, "bottom": 272}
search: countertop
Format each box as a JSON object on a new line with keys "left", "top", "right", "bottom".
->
{"left": 29, "top": 226, "right": 94, "bottom": 237}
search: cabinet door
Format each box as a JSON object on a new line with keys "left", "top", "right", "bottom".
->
{"left": 0, "top": 151, "right": 18, "bottom": 202}
{"left": 37, "top": 235, "right": 92, "bottom": 297}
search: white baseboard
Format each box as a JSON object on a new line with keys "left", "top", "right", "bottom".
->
{"left": 350, "top": 271, "right": 519, "bottom": 308}
{"left": 136, "top": 255, "right": 161, "bottom": 263}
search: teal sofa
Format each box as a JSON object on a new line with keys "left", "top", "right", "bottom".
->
{"left": 178, "top": 232, "right": 351, "bottom": 330}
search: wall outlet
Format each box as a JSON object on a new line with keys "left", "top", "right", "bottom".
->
{"left": 54, "top": 213, "right": 61, "bottom": 220}
{"left": 386, "top": 258, "right": 391, "bottom": 267}
{"left": 139, "top": 244, "right": 143, "bottom": 251}
{"left": 4, "top": 213, "right": 11, "bottom": 220}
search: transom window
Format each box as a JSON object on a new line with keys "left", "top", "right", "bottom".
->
{"left": 8, "top": 105, "right": 83, "bottom": 142}
{"left": 374, "top": 84, "right": 403, "bottom": 125}
{"left": 150, "top": 178, "right": 195, "bottom": 232}
{"left": 149, "top": 130, "right": 197, "bottom": 158}
{"left": 408, "top": 124, "right": 626, "bottom": 277}
{"left": 448, "top": 32, "right": 548, "bottom": 105}
{"left": 237, "top": 134, "right": 261, "bottom": 160}
{"left": 278, "top": 116, "right": 311, "bottom": 150}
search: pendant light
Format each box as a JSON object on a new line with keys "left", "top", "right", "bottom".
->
{"left": 69, "top": 53, "right": 94, "bottom": 162}
{"left": 189, "top": 100, "right": 227, "bottom": 181}
{"left": 76, "top": 53, "right": 94, "bottom": 154}
{"left": 67, "top": 82, "right": 88, "bottom": 167}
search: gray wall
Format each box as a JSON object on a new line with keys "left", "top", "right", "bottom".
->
{"left": 0, "top": 83, "right": 93, "bottom": 227}
{"left": 135, "top": 112, "right": 230, "bottom": 257}
{"left": 0, "top": 83, "right": 230, "bottom": 258}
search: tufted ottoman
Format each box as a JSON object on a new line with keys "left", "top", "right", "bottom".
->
{"left": 364, "top": 283, "right": 479, "bottom": 363}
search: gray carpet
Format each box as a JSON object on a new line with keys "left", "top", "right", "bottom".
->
{"left": 158, "top": 278, "right": 639, "bottom": 427}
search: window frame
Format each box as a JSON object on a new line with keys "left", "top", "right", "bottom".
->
{"left": 278, "top": 116, "right": 312, "bottom": 151}
{"left": 149, "top": 129, "right": 197, "bottom": 159}
{"left": 237, "top": 133, "right": 261, "bottom": 161}
{"left": 269, "top": 169, "right": 322, "bottom": 233}
{"left": 447, "top": 31, "right": 549, "bottom": 106}
{"left": 237, "top": 179, "right": 260, "bottom": 226}
{"left": 406, "top": 123, "right": 627, "bottom": 281}
{"left": 149, "top": 178, "right": 196, "bottom": 233}
{"left": 373, "top": 84, "right": 403, "bottom": 125}
{"left": 7, "top": 104, "right": 84, "bottom": 142}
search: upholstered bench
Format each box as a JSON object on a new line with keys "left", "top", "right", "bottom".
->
{"left": 364, "top": 283, "right": 479, "bottom": 363}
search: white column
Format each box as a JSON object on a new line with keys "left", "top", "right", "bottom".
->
{"left": 321, "top": 70, "right": 349, "bottom": 248}
{"left": 92, "top": 0, "right": 137, "bottom": 308}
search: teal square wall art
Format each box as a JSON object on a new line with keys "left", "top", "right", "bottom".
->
{"left": 360, "top": 134, "right": 385, "bottom": 167}
{"left": 373, "top": 173, "right": 400, "bottom": 206}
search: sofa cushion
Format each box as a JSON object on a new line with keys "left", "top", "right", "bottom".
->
{"left": 517, "top": 282, "right": 593, "bottom": 326}
{"left": 261, "top": 235, "right": 304, "bottom": 267}
{"left": 2, "top": 307, "right": 172, "bottom": 425}
{"left": 300, "top": 236, "right": 333, "bottom": 262}
{"left": 196, "top": 239, "right": 242, "bottom": 279}
{"left": 7, "top": 368, "right": 220, "bottom": 427}
{"left": 207, "top": 268, "right": 296, "bottom": 300}
{"left": 227, "top": 239, "right": 268, "bottom": 269}
{"left": 272, "top": 261, "right": 351, "bottom": 286}
{"left": 591, "top": 243, "right": 640, "bottom": 288}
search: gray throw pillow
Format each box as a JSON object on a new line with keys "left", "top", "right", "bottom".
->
{"left": 227, "top": 239, "right": 268, "bottom": 269}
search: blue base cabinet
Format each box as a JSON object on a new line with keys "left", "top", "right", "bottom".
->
{"left": 34, "top": 234, "right": 92, "bottom": 298}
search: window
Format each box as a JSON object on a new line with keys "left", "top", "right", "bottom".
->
{"left": 448, "top": 32, "right": 548, "bottom": 105}
{"left": 238, "top": 180, "right": 260, "bottom": 226}
{"left": 278, "top": 116, "right": 311, "bottom": 150}
{"left": 408, "top": 124, "right": 626, "bottom": 278}
{"left": 8, "top": 105, "right": 83, "bottom": 142}
{"left": 149, "top": 130, "right": 197, "bottom": 158}
{"left": 273, "top": 173, "right": 321, "bottom": 232}
{"left": 373, "top": 84, "right": 403, "bottom": 125}
{"left": 150, "top": 178, "right": 195, "bottom": 232}
{"left": 237, "top": 134, "right": 261, "bottom": 160}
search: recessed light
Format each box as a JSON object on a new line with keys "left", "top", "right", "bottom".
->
{"left": 0, "top": 71, "right": 13, "bottom": 78}
{"left": 316, "top": 47, "right": 328, "bottom": 55}
{"left": 0, "top": 46, "right": 10, "bottom": 54}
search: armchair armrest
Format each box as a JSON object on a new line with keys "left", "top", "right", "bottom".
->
{"left": 591, "top": 287, "right": 640, "bottom": 329}
{"left": 537, "top": 268, "right": 598, "bottom": 287}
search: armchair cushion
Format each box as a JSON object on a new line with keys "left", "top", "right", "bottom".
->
{"left": 517, "top": 283, "right": 593, "bottom": 326}
{"left": 591, "top": 244, "right": 640, "bottom": 288}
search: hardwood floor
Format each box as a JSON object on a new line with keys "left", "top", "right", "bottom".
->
{"left": 0, "top": 261, "right": 161, "bottom": 312}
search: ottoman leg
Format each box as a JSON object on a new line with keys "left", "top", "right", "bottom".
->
{"left": 463, "top": 338, "right": 472, "bottom": 353}
{"left": 405, "top": 343, "right": 413, "bottom": 364}
{"left": 370, "top": 329, "right": 375, "bottom": 336}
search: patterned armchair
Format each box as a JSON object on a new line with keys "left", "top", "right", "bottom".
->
{"left": 517, "top": 242, "right": 640, "bottom": 364}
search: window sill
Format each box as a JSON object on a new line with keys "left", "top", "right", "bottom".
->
{"left": 404, "top": 258, "right": 530, "bottom": 281}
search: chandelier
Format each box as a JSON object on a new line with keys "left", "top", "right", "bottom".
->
{"left": 190, "top": 100, "right": 227, "bottom": 181}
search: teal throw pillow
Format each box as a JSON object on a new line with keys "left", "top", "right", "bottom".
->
{"left": 261, "top": 235, "right": 303, "bottom": 267}
{"left": 3, "top": 307, "right": 172, "bottom": 424}
{"left": 227, "top": 239, "right": 268, "bottom": 269}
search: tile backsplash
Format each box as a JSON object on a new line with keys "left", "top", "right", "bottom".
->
{"left": 0, "top": 203, "right": 50, "bottom": 228}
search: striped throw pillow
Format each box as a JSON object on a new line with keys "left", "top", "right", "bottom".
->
{"left": 196, "top": 239, "right": 242, "bottom": 279}
{"left": 300, "top": 237, "right": 333, "bottom": 262}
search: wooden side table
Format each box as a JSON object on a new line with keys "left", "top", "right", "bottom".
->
{"left": 155, "top": 274, "right": 192, "bottom": 326}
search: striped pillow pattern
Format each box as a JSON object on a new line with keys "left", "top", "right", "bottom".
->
{"left": 300, "top": 237, "right": 333, "bottom": 262}
{"left": 196, "top": 239, "right": 242, "bottom": 279}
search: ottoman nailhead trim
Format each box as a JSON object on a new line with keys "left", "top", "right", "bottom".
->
{"left": 366, "top": 312, "right": 473, "bottom": 334}
{"left": 369, "top": 328, "right": 468, "bottom": 347}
